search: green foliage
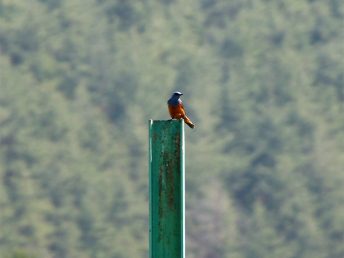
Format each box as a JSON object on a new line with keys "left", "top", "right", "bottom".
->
{"left": 5, "top": 250, "right": 37, "bottom": 258}
{"left": 0, "top": 0, "right": 343, "bottom": 257}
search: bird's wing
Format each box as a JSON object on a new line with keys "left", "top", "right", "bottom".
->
{"left": 179, "top": 102, "right": 186, "bottom": 116}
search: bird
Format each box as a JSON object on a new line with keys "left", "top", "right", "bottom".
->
{"left": 167, "top": 91, "right": 195, "bottom": 129}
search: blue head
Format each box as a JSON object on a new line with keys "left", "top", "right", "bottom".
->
{"left": 168, "top": 91, "right": 183, "bottom": 105}
{"left": 171, "top": 91, "right": 183, "bottom": 98}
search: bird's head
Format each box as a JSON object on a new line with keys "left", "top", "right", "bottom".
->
{"left": 172, "top": 91, "right": 183, "bottom": 98}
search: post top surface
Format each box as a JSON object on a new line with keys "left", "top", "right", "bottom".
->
{"left": 149, "top": 119, "right": 183, "bottom": 123}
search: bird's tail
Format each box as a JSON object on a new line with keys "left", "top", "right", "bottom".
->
{"left": 183, "top": 115, "right": 195, "bottom": 129}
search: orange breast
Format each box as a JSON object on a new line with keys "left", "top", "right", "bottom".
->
{"left": 168, "top": 104, "right": 185, "bottom": 119}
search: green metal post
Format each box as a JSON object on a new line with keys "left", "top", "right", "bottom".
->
{"left": 149, "top": 120, "right": 185, "bottom": 258}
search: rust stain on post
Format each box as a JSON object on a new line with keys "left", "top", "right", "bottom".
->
{"left": 149, "top": 120, "right": 185, "bottom": 258}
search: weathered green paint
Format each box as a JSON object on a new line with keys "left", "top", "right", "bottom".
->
{"left": 149, "top": 120, "right": 185, "bottom": 258}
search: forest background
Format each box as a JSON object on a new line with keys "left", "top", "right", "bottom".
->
{"left": 0, "top": 0, "right": 343, "bottom": 258}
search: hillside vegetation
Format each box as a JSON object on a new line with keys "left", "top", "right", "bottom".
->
{"left": 0, "top": 0, "right": 343, "bottom": 258}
